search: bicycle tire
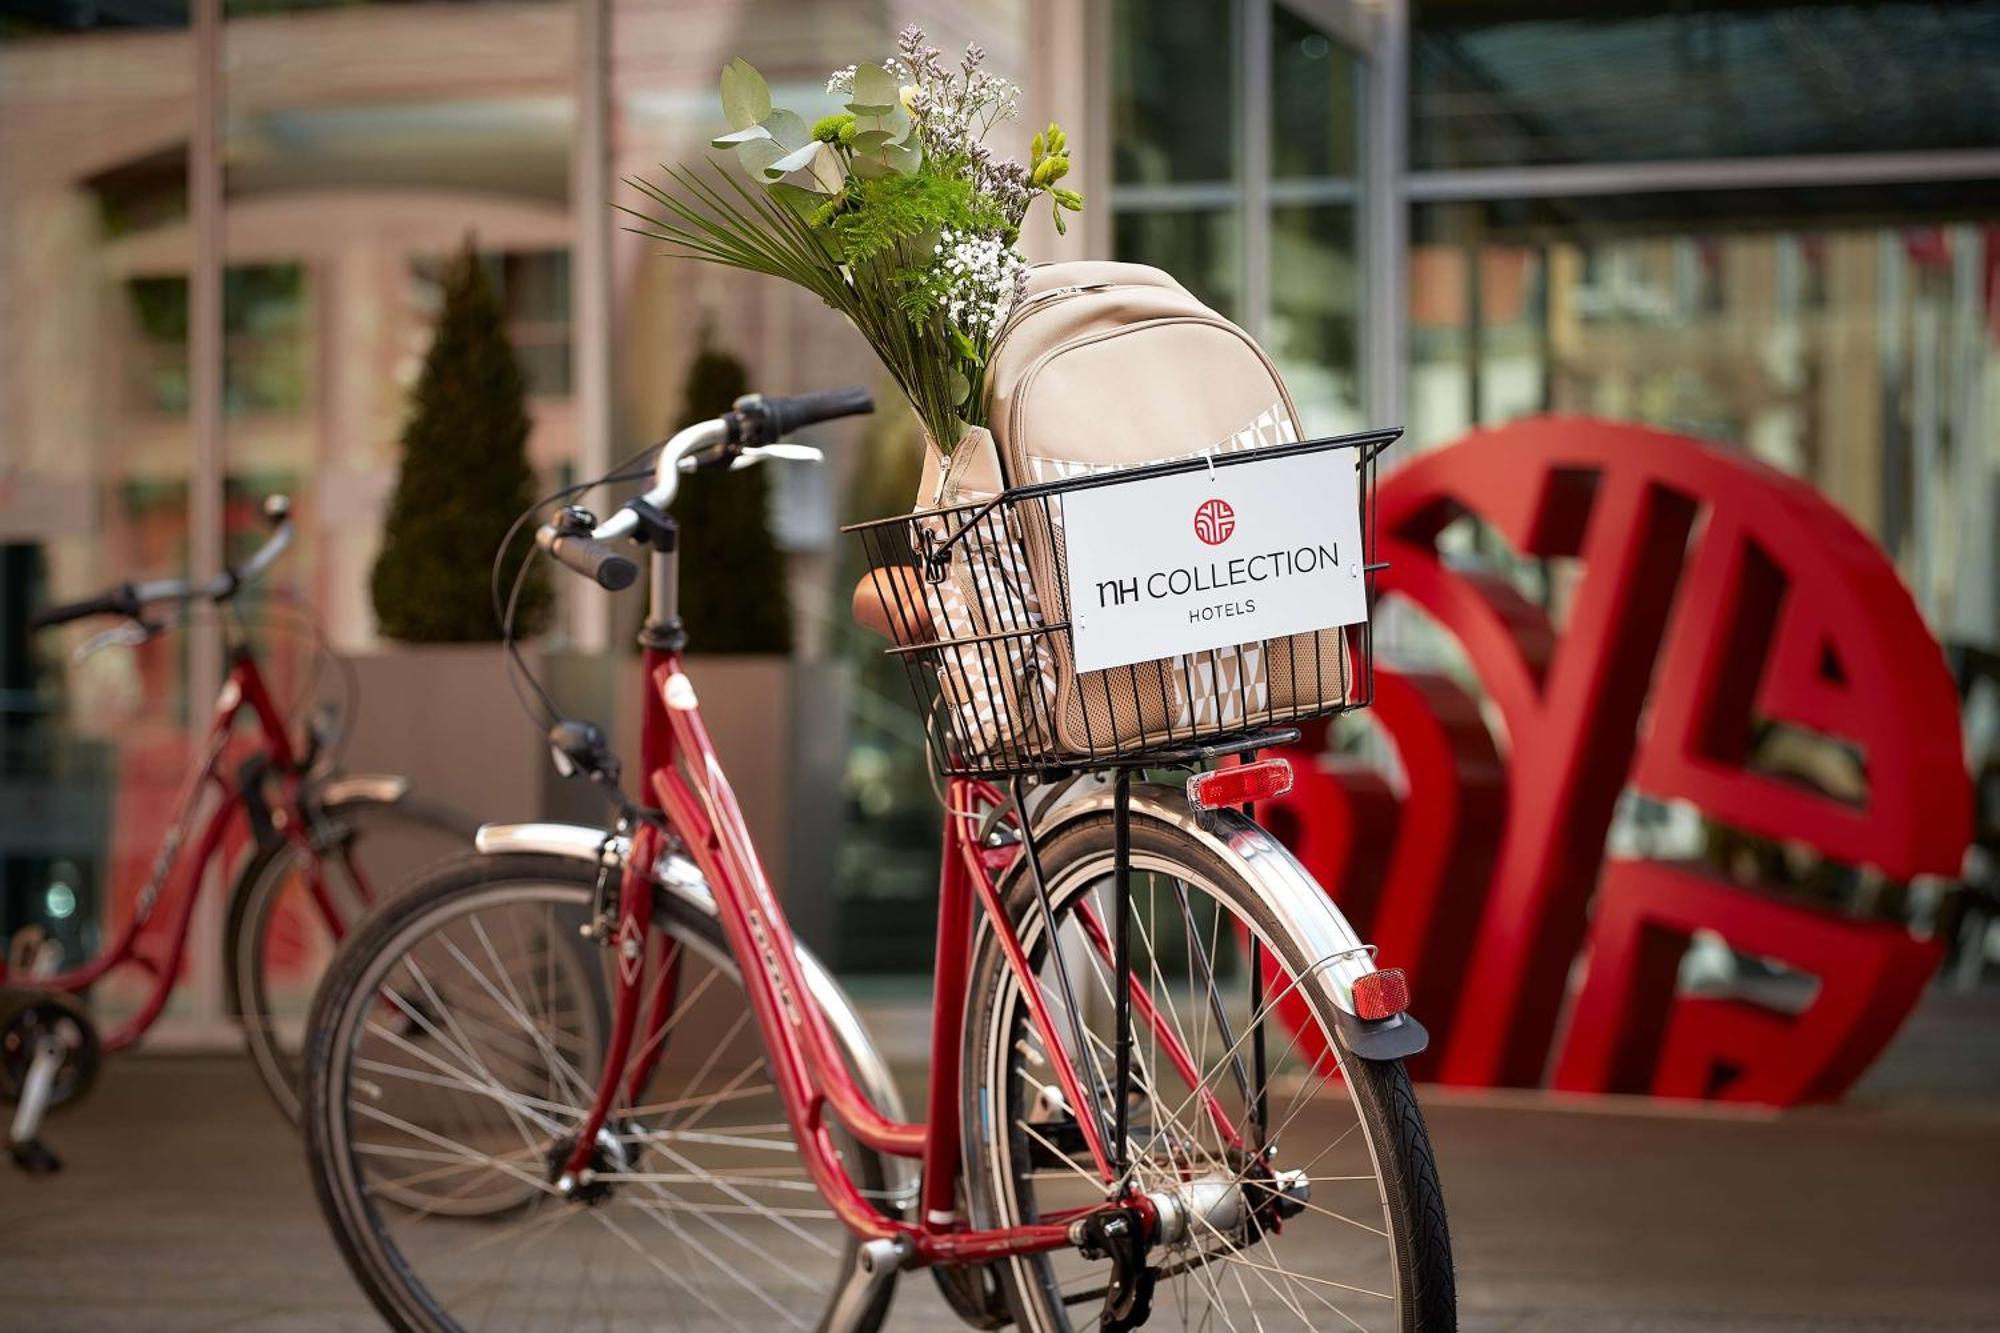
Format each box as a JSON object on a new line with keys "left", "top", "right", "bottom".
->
{"left": 303, "top": 851, "right": 897, "bottom": 1333}
{"left": 225, "top": 789, "right": 473, "bottom": 1123}
{"left": 959, "top": 809, "right": 1456, "bottom": 1332}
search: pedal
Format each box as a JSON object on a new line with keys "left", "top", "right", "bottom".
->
{"left": 8, "top": 1136, "right": 61, "bottom": 1174}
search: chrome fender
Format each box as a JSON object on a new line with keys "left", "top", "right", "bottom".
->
{"left": 472, "top": 822, "right": 911, "bottom": 1128}
{"left": 1028, "top": 778, "right": 1427, "bottom": 1061}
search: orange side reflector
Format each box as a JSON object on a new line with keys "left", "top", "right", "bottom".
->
{"left": 1186, "top": 758, "right": 1294, "bottom": 811}
{"left": 1351, "top": 968, "right": 1410, "bottom": 1022}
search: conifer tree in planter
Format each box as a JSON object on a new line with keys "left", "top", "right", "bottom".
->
{"left": 672, "top": 337, "right": 793, "bottom": 653}
{"left": 371, "top": 239, "right": 551, "bottom": 642}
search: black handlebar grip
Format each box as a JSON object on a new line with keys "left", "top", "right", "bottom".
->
{"left": 539, "top": 529, "right": 640, "bottom": 592}
{"left": 757, "top": 386, "right": 875, "bottom": 438}
{"left": 29, "top": 583, "right": 140, "bottom": 631}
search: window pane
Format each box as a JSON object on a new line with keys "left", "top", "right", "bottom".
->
{"left": 221, "top": 0, "right": 575, "bottom": 656}
{"left": 1412, "top": 1, "right": 2000, "bottom": 170}
{"left": 1409, "top": 199, "right": 2000, "bottom": 644}
{"left": 1271, "top": 2, "right": 1360, "bottom": 181}
{"left": 1111, "top": 0, "right": 1237, "bottom": 185}
{"left": 1270, "top": 204, "right": 1361, "bottom": 434}
{"left": 1113, "top": 208, "right": 1241, "bottom": 319}
{"left": 120, "top": 265, "right": 310, "bottom": 415}
{"left": 2, "top": 0, "right": 187, "bottom": 37}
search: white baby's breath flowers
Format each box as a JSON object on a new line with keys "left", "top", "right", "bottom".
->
{"left": 826, "top": 65, "right": 856, "bottom": 94}
{"left": 932, "top": 227, "right": 1028, "bottom": 338}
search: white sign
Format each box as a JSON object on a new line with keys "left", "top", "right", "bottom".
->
{"left": 1060, "top": 449, "right": 1367, "bottom": 674}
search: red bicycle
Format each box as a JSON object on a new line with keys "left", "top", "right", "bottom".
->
{"left": 302, "top": 392, "right": 1455, "bottom": 1331}
{"left": 3, "top": 497, "right": 471, "bottom": 1171}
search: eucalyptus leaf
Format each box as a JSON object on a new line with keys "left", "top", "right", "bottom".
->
{"left": 763, "top": 141, "right": 824, "bottom": 179}
{"left": 948, "top": 368, "right": 972, "bottom": 408}
{"left": 711, "top": 125, "right": 771, "bottom": 149}
{"left": 849, "top": 154, "right": 892, "bottom": 181}
{"left": 848, "top": 63, "right": 900, "bottom": 114}
{"left": 762, "top": 109, "right": 811, "bottom": 152}
{"left": 850, "top": 129, "right": 893, "bottom": 154}
{"left": 733, "top": 136, "right": 787, "bottom": 178}
{"left": 809, "top": 142, "right": 849, "bottom": 193}
{"left": 881, "top": 138, "right": 921, "bottom": 176}
{"left": 720, "top": 58, "right": 771, "bottom": 131}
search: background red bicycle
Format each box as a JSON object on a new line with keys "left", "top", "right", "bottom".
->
{"left": 2, "top": 495, "right": 470, "bottom": 1173}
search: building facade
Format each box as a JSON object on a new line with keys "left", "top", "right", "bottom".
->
{"left": 3, "top": 0, "right": 1996, "bottom": 1022}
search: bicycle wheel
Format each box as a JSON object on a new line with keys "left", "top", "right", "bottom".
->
{"left": 960, "top": 808, "right": 1456, "bottom": 1332}
{"left": 304, "top": 851, "right": 897, "bottom": 1333}
{"left": 226, "top": 789, "right": 473, "bottom": 1123}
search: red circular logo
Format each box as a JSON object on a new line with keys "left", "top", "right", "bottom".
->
{"left": 1194, "top": 497, "right": 1236, "bottom": 546}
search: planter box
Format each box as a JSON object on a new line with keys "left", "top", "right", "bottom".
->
{"left": 341, "top": 643, "right": 546, "bottom": 823}
{"left": 340, "top": 646, "right": 847, "bottom": 957}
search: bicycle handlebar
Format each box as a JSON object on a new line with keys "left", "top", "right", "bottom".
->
{"left": 544, "top": 385, "right": 875, "bottom": 580}
{"left": 30, "top": 499, "right": 295, "bottom": 631}
{"left": 537, "top": 525, "right": 641, "bottom": 592}
{"left": 30, "top": 584, "right": 144, "bottom": 631}
{"left": 747, "top": 386, "right": 876, "bottom": 439}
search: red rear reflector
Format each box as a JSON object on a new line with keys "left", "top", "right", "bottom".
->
{"left": 1187, "top": 758, "right": 1294, "bottom": 811}
{"left": 1351, "top": 968, "right": 1410, "bottom": 1022}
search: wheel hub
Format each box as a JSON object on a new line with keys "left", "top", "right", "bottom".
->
{"left": 546, "top": 1122, "right": 631, "bottom": 1205}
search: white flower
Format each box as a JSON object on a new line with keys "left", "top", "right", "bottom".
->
{"left": 928, "top": 227, "right": 1027, "bottom": 347}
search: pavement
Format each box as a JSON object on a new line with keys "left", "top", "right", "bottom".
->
{"left": 1, "top": 1002, "right": 1997, "bottom": 1332}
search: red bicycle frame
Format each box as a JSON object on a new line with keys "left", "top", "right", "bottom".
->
{"left": 0, "top": 646, "right": 362, "bottom": 1051}
{"left": 560, "top": 646, "right": 1243, "bottom": 1268}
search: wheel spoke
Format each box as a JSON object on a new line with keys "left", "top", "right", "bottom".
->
{"left": 315, "top": 877, "right": 862, "bottom": 1330}
{"left": 979, "top": 838, "right": 1435, "bottom": 1331}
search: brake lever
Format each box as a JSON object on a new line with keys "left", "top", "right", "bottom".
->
{"left": 673, "top": 440, "right": 823, "bottom": 476}
{"left": 731, "top": 443, "right": 824, "bottom": 468}
{"left": 72, "top": 619, "right": 162, "bottom": 664}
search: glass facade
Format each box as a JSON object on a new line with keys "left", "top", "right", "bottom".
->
{"left": 1407, "top": 197, "right": 2000, "bottom": 657}
{"left": 1411, "top": 2, "right": 2000, "bottom": 170}
{"left": 2, "top": 9, "right": 199, "bottom": 1021}
{"left": 0, "top": 0, "right": 579, "bottom": 1025}
{"left": 3, "top": 0, "right": 1996, "bottom": 997}
{"left": 1110, "top": 0, "right": 1367, "bottom": 436}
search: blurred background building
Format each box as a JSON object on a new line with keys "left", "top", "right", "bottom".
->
{"left": 3, "top": 0, "right": 1997, "bottom": 1034}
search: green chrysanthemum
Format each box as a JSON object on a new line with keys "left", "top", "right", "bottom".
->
{"left": 811, "top": 112, "right": 856, "bottom": 144}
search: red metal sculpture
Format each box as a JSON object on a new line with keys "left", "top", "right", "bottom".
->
{"left": 1264, "top": 417, "right": 1970, "bottom": 1104}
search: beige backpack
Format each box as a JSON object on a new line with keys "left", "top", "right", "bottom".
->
{"left": 914, "top": 260, "right": 1352, "bottom": 764}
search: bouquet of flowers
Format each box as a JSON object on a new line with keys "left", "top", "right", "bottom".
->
{"left": 627, "top": 27, "right": 1082, "bottom": 455}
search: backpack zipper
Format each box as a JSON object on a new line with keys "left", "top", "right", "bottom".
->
{"left": 993, "top": 282, "right": 1115, "bottom": 349}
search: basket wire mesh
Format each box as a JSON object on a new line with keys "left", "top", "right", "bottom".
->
{"left": 846, "top": 429, "right": 1392, "bottom": 778}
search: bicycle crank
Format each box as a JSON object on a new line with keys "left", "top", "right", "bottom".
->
{"left": 1, "top": 987, "right": 102, "bottom": 1174}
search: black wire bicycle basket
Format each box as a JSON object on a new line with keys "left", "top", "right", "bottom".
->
{"left": 846, "top": 429, "right": 1393, "bottom": 779}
